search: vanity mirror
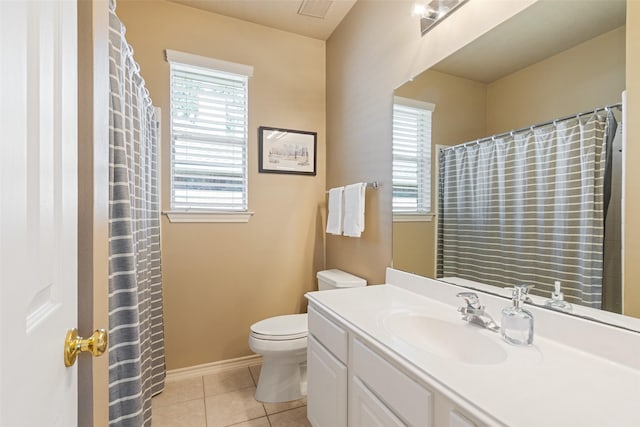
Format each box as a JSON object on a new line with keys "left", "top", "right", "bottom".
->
{"left": 391, "top": 0, "right": 640, "bottom": 329}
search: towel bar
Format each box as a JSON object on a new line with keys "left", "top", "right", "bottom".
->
{"left": 325, "top": 181, "right": 379, "bottom": 193}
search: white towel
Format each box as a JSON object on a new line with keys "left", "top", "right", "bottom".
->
{"left": 343, "top": 183, "right": 366, "bottom": 237}
{"left": 326, "top": 187, "right": 344, "bottom": 235}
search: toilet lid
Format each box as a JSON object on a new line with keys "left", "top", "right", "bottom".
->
{"left": 250, "top": 313, "right": 308, "bottom": 340}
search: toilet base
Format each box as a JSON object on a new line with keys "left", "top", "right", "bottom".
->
{"left": 255, "top": 354, "right": 307, "bottom": 403}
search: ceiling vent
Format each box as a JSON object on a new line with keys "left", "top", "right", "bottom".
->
{"left": 298, "top": 0, "right": 333, "bottom": 19}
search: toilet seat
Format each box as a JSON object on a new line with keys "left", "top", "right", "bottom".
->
{"left": 249, "top": 334, "right": 307, "bottom": 355}
{"left": 250, "top": 313, "right": 308, "bottom": 341}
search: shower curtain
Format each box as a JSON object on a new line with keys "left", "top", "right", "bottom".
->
{"left": 108, "top": 1, "right": 165, "bottom": 425}
{"left": 437, "top": 111, "right": 617, "bottom": 308}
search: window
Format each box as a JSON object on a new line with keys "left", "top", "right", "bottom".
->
{"left": 392, "top": 96, "right": 435, "bottom": 220}
{"left": 166, "top": 50, "right": 253, "bottom": 222}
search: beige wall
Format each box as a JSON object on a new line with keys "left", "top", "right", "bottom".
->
{"left": 624, "top": 1, "right": 640, "bottom": 317}
{"left": 395, "top": 70, "right": 488, "bottom": 148}
{"left": 392, "top": 221, "right": 435, "bottom": 278}
{"left": 117, "top": 0, "right": 326, "bottom": 369}
{"left": 486, "top": 26, "right": 626, "bottom": 135}
{"left": 393, "top": 70, "right": 487, "bottom": 277}
{"left": 327, "top": 0, "right": 640, "bottom": 317}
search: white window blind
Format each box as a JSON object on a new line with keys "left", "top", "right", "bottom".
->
{"left": 167, "top": 50, "right": 252, "bottom": 212}
{"left": 392, "top": 96, "right": 434, "bottom": 214}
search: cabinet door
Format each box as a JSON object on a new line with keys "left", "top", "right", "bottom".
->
{"left": 449, "top": 410, "right": 478, "bottom": 427}
{"left": 352, "top": 338, "right": 432, "bottom": 426}
{"left": 350, "top": 377, "right": 406, "bottom": 427}
{"left": 307, "top": 335, "right": 347, "bottom": 427}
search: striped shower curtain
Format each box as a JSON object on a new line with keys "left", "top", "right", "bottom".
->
{"left": 437, "top": 112, "right": 617, "bottom": 308}
{"left": 108, "top": 1, "right": 165, "bottom": 425}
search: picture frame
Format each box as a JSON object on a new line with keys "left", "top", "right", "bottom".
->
{"left": 258, "top": 126, "right": 317, "bottom": 176}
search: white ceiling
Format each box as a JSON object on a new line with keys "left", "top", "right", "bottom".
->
{"left": 431, "top": 0, "right": 627, "bottom": 83}
{"left": 166, "top": 0, "right": 358, "bottom": 40}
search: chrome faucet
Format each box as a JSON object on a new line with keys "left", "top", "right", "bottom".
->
{"left": 456, "top": 292, "right": 500, "bottom": 332}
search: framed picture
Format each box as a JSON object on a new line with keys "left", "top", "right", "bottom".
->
{"left": 258, "top": 126, "right": 317, "bottom": 176}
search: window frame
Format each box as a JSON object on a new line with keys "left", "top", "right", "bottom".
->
{"left": 164, "top": 50, "right": 254, "bottom": 223}
{"left": 392, "top": 96, "right": 436, "bottom": 222}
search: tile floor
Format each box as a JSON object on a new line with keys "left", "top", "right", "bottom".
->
{"left": 152, "top": 364, "right": 311, "bottom": 427}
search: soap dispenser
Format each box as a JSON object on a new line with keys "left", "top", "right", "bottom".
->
{"left": 544, "top": 281, "right": 573, "bottom": 313}
{"left": 501, "top": 284, "right": 534, "bottom": 345}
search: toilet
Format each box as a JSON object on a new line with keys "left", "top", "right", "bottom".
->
{"left": 248, "top": 269, "right": 366, "bottom": 403}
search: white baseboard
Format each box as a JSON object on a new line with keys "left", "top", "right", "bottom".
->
{"left": 165, "top": 354, "right": 263, "bottom": 382}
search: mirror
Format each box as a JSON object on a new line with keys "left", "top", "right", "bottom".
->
{"left": 391, "top": 0, "right": 639, "bottom": 329}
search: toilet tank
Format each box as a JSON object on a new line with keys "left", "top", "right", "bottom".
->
{"left": 316, "top": 269, "right": 367, "bottom": 291}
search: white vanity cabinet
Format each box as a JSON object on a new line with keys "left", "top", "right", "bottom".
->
{"left": 307, "top": 301, "right": 484, "bottom": 427}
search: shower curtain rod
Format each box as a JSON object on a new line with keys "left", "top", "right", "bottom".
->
{"left": 446, "top": 103, "right": 623, "bottom": 151}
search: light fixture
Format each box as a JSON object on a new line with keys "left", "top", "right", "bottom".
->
{"left": 413, "top": 0, "right": 468, "bottom": 35}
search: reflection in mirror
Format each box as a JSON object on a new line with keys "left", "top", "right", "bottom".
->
{"left": 437, "top": 107, "right": 621, "bottom": 309}
{"left": 391, "top": 0, "right": 635, "bottom": 325}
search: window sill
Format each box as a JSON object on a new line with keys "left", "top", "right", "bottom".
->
{"left": 164, "top": 211, "right": 254, "bottom": 223}
{"left": 393, "top": 213, "right": 435, "bottom": 223}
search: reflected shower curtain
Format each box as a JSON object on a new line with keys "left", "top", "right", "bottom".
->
{"left": 108, "top": 1, "right": 165, "bottom": 425}
{"left": 437, "top": 112, "right": 617, "bottom": 308}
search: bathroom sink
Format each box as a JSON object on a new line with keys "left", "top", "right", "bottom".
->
{"left": 382, "top": 311, "right": 508, "bottom": 365}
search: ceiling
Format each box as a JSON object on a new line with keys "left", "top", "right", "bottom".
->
{"left": 166, "top": 0, "right": 358, "bottom": 40}
{"left": 431, "top": 0, "right": 627, "bottom": 83}
{"left": 163, "top": 1, "right": 627, "bottom": 77}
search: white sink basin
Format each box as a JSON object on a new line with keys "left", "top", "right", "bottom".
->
{"left": 382, "top": 311, "right": 508, "bottom": 365}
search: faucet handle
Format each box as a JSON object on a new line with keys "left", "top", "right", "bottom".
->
{"left": 456, "top": 292, "right": 481, "bottom": 310}
{"left": 506, "top": 284, "right": 534, "bottom": 305}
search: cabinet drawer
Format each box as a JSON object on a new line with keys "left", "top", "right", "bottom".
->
{"left": 308, "top": 305, "right": 348, "bottom": 363}
{"left": 353, "top": 338, "right": 432, "bottom": 427}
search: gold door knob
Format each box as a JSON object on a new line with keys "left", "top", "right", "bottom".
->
{"left": 64, "top": 328, "right": 108, "bottom": 367}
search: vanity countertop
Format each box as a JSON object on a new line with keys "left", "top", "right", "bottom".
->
{"left": 306, "top": 281, "right": 640, "bottom": 427}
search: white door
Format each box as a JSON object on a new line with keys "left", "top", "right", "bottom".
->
{"left": 1, "top": 0, "right": 79, "bottom": 425}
